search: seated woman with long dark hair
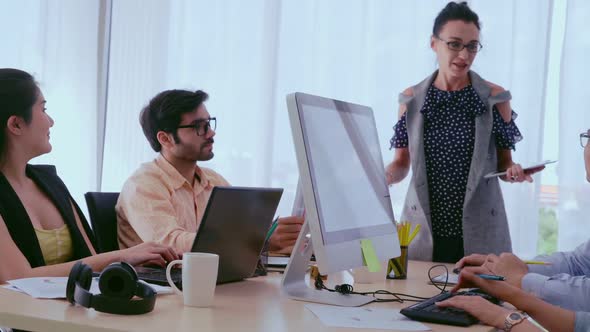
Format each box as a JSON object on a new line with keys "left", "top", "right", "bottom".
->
{"left": 0, "top": 68, "right": 178, "bottom": 284}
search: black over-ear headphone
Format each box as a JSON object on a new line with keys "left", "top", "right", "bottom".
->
{"left": 66, "top": 261, "right": 156, "bottom": 315}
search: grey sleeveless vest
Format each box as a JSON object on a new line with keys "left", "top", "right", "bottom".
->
{"left": 400, "top": 70, "right": 513, "bottom": 261}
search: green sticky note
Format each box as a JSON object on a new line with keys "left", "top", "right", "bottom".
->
{"left": 360, "top": 239, "right": 381, "bottom": 272}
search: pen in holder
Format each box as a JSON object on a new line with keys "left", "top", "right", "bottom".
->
{"left": 388, "top": 246, "right": 408, "bottom": 279}
{"left": 254, "top": 238, "right": 269, "bottom": 277}
{"left": 387, "top": 221, "right": 420, "bottom": 280}
{"left": 254, "top": 216, "right": 280, "bottom": 277}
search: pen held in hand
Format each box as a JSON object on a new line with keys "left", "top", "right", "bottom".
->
{"left": 476, "top": 273, "right": 505, "bottom": 281}
{"left": 265, "top": 216, "right": 280, "bottom": 243}
{"left": 523, "top": 260, "right": 552, "bottom": 265}
{"left": 452, "top": 268, "right": 505, "bottom": 280}
{"left": 453, "top": 260, "right": 552, "bottom": 275}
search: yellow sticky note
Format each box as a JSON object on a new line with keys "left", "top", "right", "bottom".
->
{"left": 360, "top": 239, "right": 381, "bottom": 272}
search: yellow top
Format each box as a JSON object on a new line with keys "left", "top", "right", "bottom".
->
{"left": 34, "top": 224, "right": 74, "bottom": 265}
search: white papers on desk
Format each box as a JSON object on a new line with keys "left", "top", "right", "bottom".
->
{"left": 3, "top": 284, "right": 25, "bottom": 293}
{"left": 430, "top": 273, "right": 459, "bottom": 285}
{"left": 4, "top": 277, "right": 172, "bottom": 298}
{"left": 305, "top": 304, "right": 430, "bottom": 331}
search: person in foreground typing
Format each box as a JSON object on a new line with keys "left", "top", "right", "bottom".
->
{"left": 436, "top": 269, "right": 589, "bottom": 332}
{"left": 437, "top": 128, "right": 590, "bottom": 331}
{"left": 0, "top": 68, "right": 178, "bottom": 285}
{"left": 454, "top": 128, "right": 590, "bottom": 313}
{"left": 454, "top": 244, "right": 590, "bottom": 312}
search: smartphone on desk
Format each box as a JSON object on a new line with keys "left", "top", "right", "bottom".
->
{"left": 429, "top": 273, "right": 459, "bottom": 285}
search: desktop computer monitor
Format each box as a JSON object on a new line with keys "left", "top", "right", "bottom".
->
{"left": 282, "top": 92, "right": 400, "bottom": 306}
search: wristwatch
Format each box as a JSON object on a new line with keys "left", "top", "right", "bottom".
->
{"left": 504, "top": 311, "right": 528, "bottom": 331}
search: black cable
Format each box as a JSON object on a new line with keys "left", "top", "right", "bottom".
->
{"left": 427, "top": 264, "right": 453, "bottom": 293}
{"left": 313, "top": 264, "right": 457, "bottom": 303}
{"left": 314, "top": 274, "right": 430, "bottom": 303}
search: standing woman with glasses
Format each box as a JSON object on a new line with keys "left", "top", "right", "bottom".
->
{"left": 385, "top": 2, "right": 544, "bottom": 263}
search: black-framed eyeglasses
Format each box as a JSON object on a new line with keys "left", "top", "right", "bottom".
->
{"left": 177, "top": 117, "right": 216, "bottom": 136}
{"left": 580, "top": 130, "right": 590, "bottom": 148}
{"left": 435, "top": 36, "right": 483, "bottom": 53}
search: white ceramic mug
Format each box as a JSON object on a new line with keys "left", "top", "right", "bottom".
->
{"left": 166, "top": 252, "right": 219, "bottom": 307}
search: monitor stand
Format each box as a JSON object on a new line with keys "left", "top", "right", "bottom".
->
{"left": 281, "top": 222, "right": 374, "bottom": 306}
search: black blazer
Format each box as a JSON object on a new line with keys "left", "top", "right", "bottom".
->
{"left": 0, "top": 165, "right": 96, "bottom": 267}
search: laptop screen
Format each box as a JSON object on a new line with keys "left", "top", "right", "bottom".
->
{"left": 192, "top": 186, "right": 283, "bottom": 283}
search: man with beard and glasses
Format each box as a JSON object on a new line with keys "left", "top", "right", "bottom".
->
{"left": 116, "top": 89, "right": 303, "bottom": 254}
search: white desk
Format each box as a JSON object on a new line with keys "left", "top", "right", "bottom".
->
{"left": 0, "top": 261, "right": 493, "bottom": 332}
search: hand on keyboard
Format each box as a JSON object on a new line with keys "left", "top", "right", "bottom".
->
{"left": 460, "top": 289, "right": 500, "bottom": 304}
{"left": 435, "top": 291, "right": 510, "bottom": 330}
{"left": 400, "top": 289, "right": 502, "bottom": 327}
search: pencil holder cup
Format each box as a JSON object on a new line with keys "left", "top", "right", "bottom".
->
{"left": 387, "top": 246, "right": 408, "bottom": 279}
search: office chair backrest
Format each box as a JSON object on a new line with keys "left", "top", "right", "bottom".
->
{"left": 84, "top": 192, "right": 120, "bottom": 253}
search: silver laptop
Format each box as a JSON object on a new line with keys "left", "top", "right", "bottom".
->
{"left": 136, "top": 186, "right": 283, "bottom": 286}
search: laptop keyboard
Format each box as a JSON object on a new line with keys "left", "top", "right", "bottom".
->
{"left": 134, "top": 266, "right": 182, "bottom": 287}
{"left": 400, "top": 289, "right": 500, "bottom": 327}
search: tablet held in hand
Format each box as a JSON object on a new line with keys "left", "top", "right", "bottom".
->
{"left": 484, "top": 160, "right": 557, "bottom": 179}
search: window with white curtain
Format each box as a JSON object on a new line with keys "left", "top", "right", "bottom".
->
{"left": 0, "top": 0, "right": 100, "bottom": 212}
{"left": 555, "top": 0, "right": 590, "bottom": 252}
{"left": 2, "top": 0, "right": 588, "bottom": 257}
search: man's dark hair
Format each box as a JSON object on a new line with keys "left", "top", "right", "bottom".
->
{"left": 140, "top": 89, "right": 209, "bottom": 152}
{"left": 433, "top": 1, "right": 481, "bottom": 37}
{"left": 0, "top": 68, "right": 38, "bottom": 158}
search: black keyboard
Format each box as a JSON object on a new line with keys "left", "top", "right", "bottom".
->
{"left": 400, "top": 289, "right": 500, "bottom": 327}
{"left": 134, "top": 266, "right": 182, "bottom": 289}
